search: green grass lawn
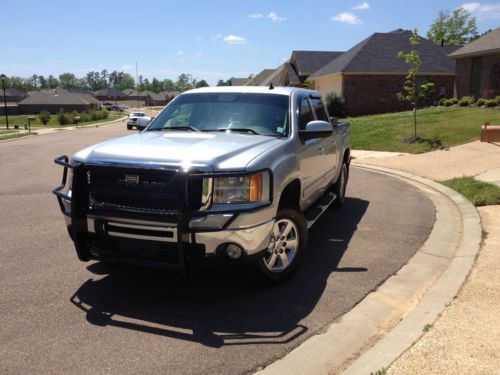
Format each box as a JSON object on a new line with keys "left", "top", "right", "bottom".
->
{"left": 442, "top": 177, "right": 500, "bottom": 206}
{"left": 349, "top": 107, "right": 500, "bottom": 153}
{"left": 0, "top": 129, "right": 36, "bottom": 141}
{"left": 0, "top": 111, "right": 125, "bottom": 128}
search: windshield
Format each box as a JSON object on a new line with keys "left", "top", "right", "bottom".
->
{"left": 147, "top": 93, "right": 290, "bottom": 136}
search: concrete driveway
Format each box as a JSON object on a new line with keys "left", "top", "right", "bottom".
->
{"left": 0, "top": 124, "right": 435, "bottom": 374}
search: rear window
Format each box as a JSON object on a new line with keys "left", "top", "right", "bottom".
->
{"left": 132, "top": 112, "right": 145, "bottom": 117}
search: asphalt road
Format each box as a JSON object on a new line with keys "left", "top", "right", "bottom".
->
{"left": 0, "top": 124, "right": 435, "bottom": 375}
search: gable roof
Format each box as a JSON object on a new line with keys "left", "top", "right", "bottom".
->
{"left": 310, "top": 29, "right": 456, "bottom": 79}
{"left": 284, "top": 63, "right": 301, "bottom": 85}
{"left": 448, "top": 28, "right": 500, "bottom": 59}
{"left": 94, "top": 87, "right": 127, "bottom": 97}
{"left": 18, "top": 88, "right": 93, "bottom": 105}
{"left": 244, "top": 69, "right": 275, "bottom": 86}
{"left": 230, "top": 77, "right": 248, "bottom": 86}
{"left": 261, "top": 64, "right": 286, "bottom": 86}
{"left": 291, "top": 51, "right": 344, "bottom": 76}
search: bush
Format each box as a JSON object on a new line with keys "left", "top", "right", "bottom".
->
{"left": 38, "top": 111, "right": 51, "bottom": 125}
{"left": 324, "top": 92, "right": 346, "bottom": 117}
{"left": 496, "top": 96, "right": 500, "bottom": 105}
{"left": 459, "top": 96, "right": 474, "bottom": 106}
{"left": 443, "top": 99, "right": 453, "bottom": 106}
{"left": 485, "top": 99, "right": 497, "bottom": 107}
{"left": 477, "top": 98, "right": 486, "bottom": 106}
{"left": 56, "top": 110, "right": 73, "bottom": 125}
{"left": 438, "top": 97, "right": 448, "bottom": 106}
{"left": 451, "top": 98, "right": 459, "bottom": 105}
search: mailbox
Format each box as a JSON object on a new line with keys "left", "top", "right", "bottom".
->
{"left": 480, "top": 122, "right": 500, "bottom": 143}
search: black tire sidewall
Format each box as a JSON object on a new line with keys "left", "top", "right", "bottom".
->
{"left": 333, "top": 162, "right": 348, "bottom": 208}
{"left": 256, "top": 207, "right": 308, "bottom": 282}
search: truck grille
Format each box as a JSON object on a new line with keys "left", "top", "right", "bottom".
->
{"left": 85, "top": 166, "right": 202, "bottom": 215}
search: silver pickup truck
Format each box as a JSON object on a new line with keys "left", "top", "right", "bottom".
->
{"left": 53, "top": 86, "right": 352, "bottom": 281}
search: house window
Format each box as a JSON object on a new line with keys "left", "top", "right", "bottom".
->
{"left": 470, "top": 57, "right": 483, "bottom": 96}
{"left": 439, "top": 86, "right": 446, "bottom": 95}
{"left": 491, "top": 64, "right": 500, "bottom": 90}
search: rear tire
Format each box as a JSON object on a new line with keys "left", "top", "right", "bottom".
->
{"left": 256, "top": 207, "right": 308, "bottom": 283}
{"left": 332, "top": 161, "right": 349, "bottom": 208}
{"left": 127, "top": 125, "right": 133, "bottom": 130}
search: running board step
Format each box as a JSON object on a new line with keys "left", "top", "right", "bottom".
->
{"left": 305, "top": 191, "right": 337, "bottom": 229}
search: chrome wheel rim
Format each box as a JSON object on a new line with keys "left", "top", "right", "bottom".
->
{"left": 264, "top": 218, "right": 299, "bottom": 272}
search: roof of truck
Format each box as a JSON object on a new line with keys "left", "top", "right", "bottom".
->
{"left": 183, "top": 86, "right": 316, "bottom": 96}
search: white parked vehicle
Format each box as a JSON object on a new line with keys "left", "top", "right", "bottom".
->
{"left": 127, "top": 112, "right": 151, "bottom": 130}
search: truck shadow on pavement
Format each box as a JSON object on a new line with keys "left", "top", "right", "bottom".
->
{"left": 70, "top": 197, "right": 369, "bottom": 348}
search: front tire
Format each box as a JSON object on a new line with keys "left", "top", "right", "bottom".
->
{"left": 256, "top": 208, "right": 308, "bottom": 282}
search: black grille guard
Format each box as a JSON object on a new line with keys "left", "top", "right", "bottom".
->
{"left": 52, "top": 155, "right": 273, "bottom": 270}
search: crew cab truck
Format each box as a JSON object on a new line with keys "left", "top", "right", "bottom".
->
{"left": 53, "top": 86, "right": 351, "bottom": 281}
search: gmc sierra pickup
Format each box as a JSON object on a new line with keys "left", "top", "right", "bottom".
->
{"left": 53, "top": 86, "right": 352, "bottom": 281}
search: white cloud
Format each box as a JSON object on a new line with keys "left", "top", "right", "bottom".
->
{"left": 176, "top": 50, "right": 184, "bottom": 56}
{"left": 332, "top": 12, "right": 362, "bottom": 25}
{"left": 121, "top": 64, "right": 133, "bottom": 71}
{"left": 223, "top": 35, "right": 249, "bottom": 45}
{"left": 247, "top": 13, "right": 263, "bottom": 18}
{"left": 353, "top": 2, "right": 370, "bottom": 10}
{"left": 460, "top": 2, "right": 500, "bottom": 19}
{"left": 267, "top": 11, "right": 286, "bottom": 22}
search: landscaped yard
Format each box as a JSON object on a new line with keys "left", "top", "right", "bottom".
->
{"left": 0, "top": 111, "right": 125, "bottom": 128}
{"left": 350, "top": 107, "right": 500, "bottom": 154}
{"left": 0, "top": 129, "right": 36, "bottom": 141}
{"left": 442, "top": 177, "right": 500, "bottom": 206}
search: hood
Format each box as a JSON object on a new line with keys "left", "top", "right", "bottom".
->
{"left": 73, "top": 131, "right": 283, "bottom": 172}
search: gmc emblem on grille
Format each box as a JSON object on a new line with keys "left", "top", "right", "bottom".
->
{"left": 123, "top": 174, "right": 140, "bottom": 185}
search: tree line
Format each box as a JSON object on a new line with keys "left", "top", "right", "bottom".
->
{"left": 3, "top": 71, "right": 211, "bottom": 93}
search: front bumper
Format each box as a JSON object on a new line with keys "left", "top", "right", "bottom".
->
{"left": 53, "top": 156, "right": 275, "bottom": 270}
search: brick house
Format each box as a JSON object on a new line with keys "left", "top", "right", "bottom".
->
{"left": 308, "top": 29, "right": 457, "bottom": 115}
{"left": 448, "top": 28, "right": 500, "bottom": 99}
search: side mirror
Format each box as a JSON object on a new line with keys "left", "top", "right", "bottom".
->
{"left": 299, "top": 120, "right": 333, "bottom": 140}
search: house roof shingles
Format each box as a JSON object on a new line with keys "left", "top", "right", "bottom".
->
{"left": 291, "top": 51, "right": 344, "bottom": 76}
{"left": 310, "top": 29, "right": 456, "bottom": 79}
{"left": 94, "top": 88, "right": 127, "bottom": 97}
{"left": 230, "top": 78, "right": 248, "bottom": 86}
{"left": 448, "top": 28, "right": 500, "bottom": 59}
{"left": 284, "top": 63, "right": 301, "bottom": 85}
{"left": 19, "top": 88, "right": 93, "bottom": 105}
{"left": 244, "top": 69, "right": 275, "bottom": 86}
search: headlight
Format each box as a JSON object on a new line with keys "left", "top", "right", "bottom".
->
{"left": 213, "top": 172, "right": 262, "bottom": 204}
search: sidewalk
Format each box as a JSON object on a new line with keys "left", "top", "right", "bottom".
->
{"left": 388, "top": 205, "right": 500, "bottom": 374}
{"left": 353, "top": 141, "right": 500, "bottom": 185}
{"left": 351, "top": 141, "right": 500, "bottom": 373}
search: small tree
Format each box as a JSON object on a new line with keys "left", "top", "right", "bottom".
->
{"left": 397, "top": 29, "right": 435, "bottom": 141}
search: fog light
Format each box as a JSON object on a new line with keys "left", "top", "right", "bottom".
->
{"left": 226, "top": 243, "right": 243, "bottom": 259}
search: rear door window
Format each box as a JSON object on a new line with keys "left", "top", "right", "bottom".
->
{"left": 310, "top": 98, "right": 329, "bottom": 122}
{"left": 298, "top": 97, "right": 314, "bottom": 130}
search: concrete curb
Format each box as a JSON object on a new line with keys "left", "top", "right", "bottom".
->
{"left": 0, "top": 116, "right": 127, "bottom": 143}
{"left": 254, "top": 164, "right": 482, "bottom": 375}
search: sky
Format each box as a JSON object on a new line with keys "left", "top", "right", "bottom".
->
{"left": 1, "top": 0, "right": 499, "bottom": 85}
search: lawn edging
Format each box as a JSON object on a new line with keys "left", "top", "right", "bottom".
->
{"left": 254, "top": 164, "right": 481, "bottom": 375}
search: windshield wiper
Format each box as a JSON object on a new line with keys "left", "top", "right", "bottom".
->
{"left": 149, "top": 126, "right": 201, "bottom": 132}
{"left": 210, "top": 128, "right": 261, "bottom": 135}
